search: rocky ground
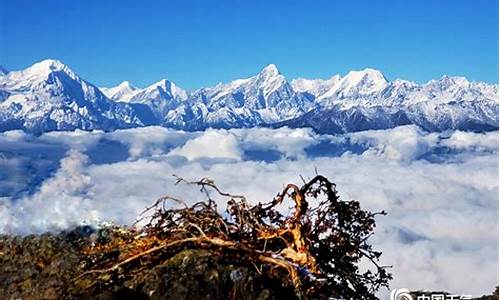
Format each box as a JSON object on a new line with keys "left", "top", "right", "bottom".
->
{"left": 0, "top": 227, "right": 297, "bottom": 300}
{"left": 1, "top": 228, "right": 498, "bottom": 300}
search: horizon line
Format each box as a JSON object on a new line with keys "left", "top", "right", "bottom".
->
{"left": 2, "top": 58, "right": 498, "bottom": 91}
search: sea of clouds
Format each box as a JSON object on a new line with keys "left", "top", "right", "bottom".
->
{"left": 0, "top": 125, "right": 498, "bottom": 296}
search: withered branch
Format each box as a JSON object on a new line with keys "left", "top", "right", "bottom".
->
{"left": 76, "top": 174, "right": 391, "bottom": 299}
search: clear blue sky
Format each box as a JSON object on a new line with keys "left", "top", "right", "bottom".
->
{"left": 1, "top": 0, "right": 498, "bottom": 90}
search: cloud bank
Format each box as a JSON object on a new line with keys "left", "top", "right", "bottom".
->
{"left": 0, "top": 125, "right": 497, "bottom": 296}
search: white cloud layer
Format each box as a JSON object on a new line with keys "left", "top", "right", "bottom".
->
{"left": 170, "top": 129, "right": 242, "bottom": 161}
{"left": 0, "top": 125, "right": 497, "bottom": 297}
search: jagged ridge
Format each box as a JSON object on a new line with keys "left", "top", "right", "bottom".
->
{"left": 0, "top": 59, "right": 497, "bottom": 134}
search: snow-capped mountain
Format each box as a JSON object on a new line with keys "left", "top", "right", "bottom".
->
{"left": 0, "top": 59, "right": 497, "bottom": 134}
{"left": 103, "top": 79, "right": 188, "bottom": 120}
{"left": 291, "top": 75, "right": 341, "bottom": 98}
{"left": 161, "top": 64, "right": 315, "bottom": 130}
{"left": 293, "top": 68, "right": 393, "bottom": 108}
{"left": 100, "top": 81, "right": 137, "bottom": 101}
{"left": 0, "top": 59, "right": 153, "bottom": 133}
{"left": 280, "top": 73, "right": 498, "bottom": 133}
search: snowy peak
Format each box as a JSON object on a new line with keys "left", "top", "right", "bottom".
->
{"left": 392, "top": 78, "right": 418, "bottom": 87}
{"left": 102, "top": 78, "right": 188, "bottom": 104}
{"left": 259, "top": 64, "right": 280, "bottom": 77}
{"left": 101, "top": 81, "right": 137, "bottom": 100}
{"left": 117, "top": 80, "right": 135, "bottom": 90}
{"left": 345, "top": 68, "right": 387, "bottom": 82}
{"left": 338, "top": 68, "right": 388, "bottom": 94}
{"left": 31, "top": 59, "right": 67, "bottom": 71}
{"left": 0, "top": 59, "right": 151, "bottom": 133}
{"left": 254, "top": 64, "right": 288, "bottom": 98}
{"left": 291, "top": 75, "right": 341, "bottom": 97}
{"left": 256, "top": 64, "right": 283, "bottom": 84}
{"left": 27, "top": 59, "right": 78, "bottom": 79}
{"left": 305, "top": 68, "right": 389, "bottom": 101}
{"left": 147, "top": 79, "right": 173, "bottom": 92}
{"left": 178, "top": 63, "right": 314, "bottom": 125}
{"left": 0, "top": 58, "right": 497, "bottom": 134}
{"left": 0, "top": 58, "right": 83, "bottom": 90}
{"left": 1, "top": 60, "right": 85, "bottom": 95}
{"left": 428, "top": 75, "right": 470, "bottom": 89}
{"left": 117, "top": 78, "right": 189, "bottom": 120}
{"left": 143, "top": 79, "right": 188, "bottom": 101}
{"left": 205, "top": 64, "right": 287, "bottom": 100}
{"left": 0, "top": 58, "right": 109, "bottom": 103}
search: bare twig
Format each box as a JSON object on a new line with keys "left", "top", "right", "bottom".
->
{"left": 76, "top": 174, "right": 390, "bottom": 300}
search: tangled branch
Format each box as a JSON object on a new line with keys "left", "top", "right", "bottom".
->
{"left": 76, "top": 174, "right": 391, "bottom": 299}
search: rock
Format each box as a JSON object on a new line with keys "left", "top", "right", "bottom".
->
{"left": 2, "top": 230, "right": 495, "bottom": 300}
{"left": 0, "top": 232, "right": 298, "bottom": 300}
{"left": 137, "top": 249, "right": 292, "bottom": 300}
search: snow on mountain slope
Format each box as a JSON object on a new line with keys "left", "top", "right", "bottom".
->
{"left": 321, "top": 68, "right": 389, "bottom": 100}
{"left": 277, "top": 67, "right": 498, "bottom": 133}
{"left": 291, "top": 75, "right": 341, "bottom": 98}
{"left": 127, "top": 79, "right": 187, "bottom": 118}
{"left": 278, "top": 74, "right": 498, "bottom": 133}
{"left": 101, "top": 81, "right": 137, "bottom": 101}
{"left": 0, "top": 59, "right": 497, "bottom": 134}
{"left": 292, "top": 68, "right": 396, "bottom": 109}
{"left": 102, "top": 79, "right": 188, "bottom": 120}
{"left": 297, "top": 70, "right": 497, "bottom": 109}
{"left": 162, "top": 64, "right": 315, "bottom": 129}
{"left": 200, "top": 64, "right": 313, "bottom": 119}
{"left": 0, "top": 59, "right": 152, "bottom": 133}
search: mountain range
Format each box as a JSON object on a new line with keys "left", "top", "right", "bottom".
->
{"left": 0, "top": 59, "right": 497, "bottom": 134}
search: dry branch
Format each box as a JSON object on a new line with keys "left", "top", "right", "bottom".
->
{"left": 75, "top": 174, "right": 391, "bottom": 299}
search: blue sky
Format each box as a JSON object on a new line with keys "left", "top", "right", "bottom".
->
{"left": 1, "top": 0, "right": 498, "bottom": 89}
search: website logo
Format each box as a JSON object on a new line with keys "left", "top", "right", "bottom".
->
{"left": 391, "top": 288, "right": 413, "bottom": 300}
